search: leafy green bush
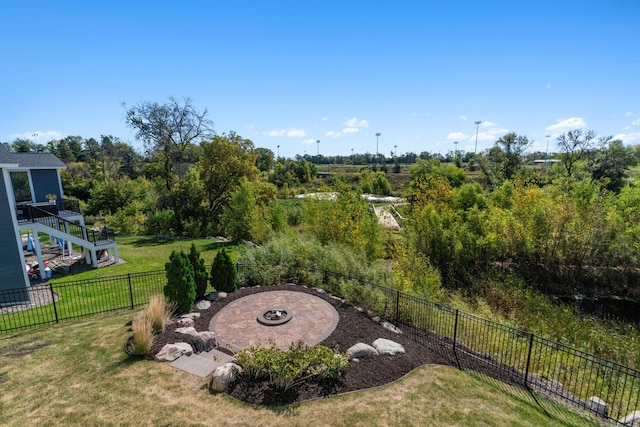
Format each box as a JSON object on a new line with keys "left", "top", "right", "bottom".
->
{"left": 163, "top": 250, "right": 196, "bottom": 313}
{"left": 210, "top": 249, "right": 237, "bottom": 293}
{"left": 189, "top": 244, "right": 209, "bottom": 298}
{"left": 233, "top": 341, "right": 349, "bottom": 391}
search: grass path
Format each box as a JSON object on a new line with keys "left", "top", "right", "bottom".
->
{"left": 0, "top": 311, "right": 597, "bottom": 426}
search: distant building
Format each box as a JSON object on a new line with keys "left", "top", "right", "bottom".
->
{"left": 533, "top": 159, "right": 561, "bottom": 166}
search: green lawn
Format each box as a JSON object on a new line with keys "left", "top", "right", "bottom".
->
{"left": 0, "top": 236, "right": 238, "bottom": 334}
{"left": 0, "top": 311, "right": 598, "bottom": 427}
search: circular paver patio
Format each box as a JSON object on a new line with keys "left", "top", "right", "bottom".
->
{"left": 209, "top": 290, "right": 339, "bottom": 351}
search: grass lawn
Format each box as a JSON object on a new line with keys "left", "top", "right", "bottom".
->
{"left": 0, "top": 311, "right": 597, "bottom": 427}
{"left": 0, "top": 236, "right": 237, "bottom": 334}
{"left": 56, "top": 235, "right": 240, "bottom": 281}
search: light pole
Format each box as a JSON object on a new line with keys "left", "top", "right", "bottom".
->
{"left": 277, "top": 145, "right": 280, "bottom": 159}
{"left": 351, "top": 148, "right": 354, "bottom": 164}
{"left": 474, "top": 121, "right": 482, "bottom": 154}
{"left": 545, "top": 135, "right": 551, "bottom": 160}
{"left": 454, "top": 141, "right": 459, "bottom": 159}
{"left": 316, "top": 140, "right": 320, "bottom": 164}
{"left": 394, "top": 145, "right": 397, "bottom": 158}
{"left": 375, "top": 132, "right": 381, "bottom": 165}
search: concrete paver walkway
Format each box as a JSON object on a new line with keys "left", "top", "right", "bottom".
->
{"left": 209, "top": 290, "right": 340, "bottom": 351}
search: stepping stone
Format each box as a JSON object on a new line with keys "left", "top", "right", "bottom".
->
{"left": 204, "top": 348, "right": 233, "bottom": 364}
{"left": 170, "top": 353, "right": 221, "bottom": 378}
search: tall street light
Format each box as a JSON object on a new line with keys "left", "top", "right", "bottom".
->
{"left": 277, "top": 145, "right": 280, "bottom": 159}
{"left": 394, "top": 145, "right": 397, "bottom": 158}
{"left": 316, "top": 140, "right": 320, "bottom": 163}
{"left": 474, "top": 121, "right": 482, "bottom": 154}
{"left": 545, "top": 135, "right": 551, "bottom": 160}
{"left": 375, "top": 132, "right": 381, "bottom": 165}
{"left": 454, "top": 141, "right": 459, "bottom": 159}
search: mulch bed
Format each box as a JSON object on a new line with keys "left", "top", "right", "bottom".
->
{"left": 149, "top": 284, "right": 458, "bottom": 406}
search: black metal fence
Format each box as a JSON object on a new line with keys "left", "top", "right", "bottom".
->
{"left": 1, "top": 265, "right": 639, "bottom": 424}
{"left": 319, "top": 269, "right": 640, "bottom": 425}
{"left": 0, "top": 271, "right": 165, "bottom": 334}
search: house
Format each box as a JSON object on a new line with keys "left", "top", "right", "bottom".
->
{"left": 0, "top": 144, "right": 118, "bottom": 304}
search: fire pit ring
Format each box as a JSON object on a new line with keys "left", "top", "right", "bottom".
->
{"left": 258, "top": 308, "right": 293, "bottom": 326}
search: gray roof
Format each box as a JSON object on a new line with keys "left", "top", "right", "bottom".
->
{"left": 0, "top": 144, "right": 66, "bottom": 169}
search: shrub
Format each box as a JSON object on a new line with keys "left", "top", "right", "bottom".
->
{"left": 233, "top": 341, "right": 349, "bottom": 392}
{"left": 188, "top": 244, "right": 209, "bottom": 299}
{"left": 210, "top": 249, "right": 237, "bottom": 293}
{"left": 128, "top": 312, "right": 154, "bottom": 356}
{"left": 147, "top": 294, "right": 173, "bottom": 333}
{"left": 164, "top": 250, "right": 196, "bottom": 313}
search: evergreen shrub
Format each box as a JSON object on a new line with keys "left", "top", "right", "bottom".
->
{"left": 189, "top": 244, "right": 209, "bottom": 298}
{"left": 164, "top": 250, "right": 196, "bottom": 313}
{"left": 210, "top": 249, "right": 237, "bottom": 293}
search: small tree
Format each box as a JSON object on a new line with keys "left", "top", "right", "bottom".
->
{"left": 188, "top": 243, "right": 209, "bottom": 299}
{"left": 164, "top": 250, "right": 196, "bottom": 313}
{"left": 210, "top": 249, "right": 237, "bottom": 293}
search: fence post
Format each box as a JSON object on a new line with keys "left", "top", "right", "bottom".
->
{"left": 453, "top": 309, "right": 459, "bottom": 360}
{"left": 128, "top": 273, "right": 134, "bottom": 309}
{"left": 394, "top": 290, "right": 400, "bottom": 326}
{"left": 525, "top": 332, "right": 534, "bottom": 388}
{"left": 49, "top": 283, "right": 59, "bottom": 323}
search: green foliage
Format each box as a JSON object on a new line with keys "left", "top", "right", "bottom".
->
{"left": 163, "top": 250, "right": 196, "bottom": 313}
{"left": 235, "top": 233, "right": 391, "bottom": 289}
{"left": 221, "top": 178, "right": 266, "bottom": 242}
{"left": 372, "top": 173, "right": 391, "bottom": 195}
{"left": 233, "top": 341, "right": 348, "bottom": 391}
{"left": 210, "top": 249, "right": 237, "bottom": 293}
{"left": 270, "top": 159, "right": 317, "bottom": 187}
{"left": 302, "top": 185, "right": 381, "bottom": 259}
{"left": 409, "top": 158, "right": 465, "bottom": 188}
{"left": 188, "top": 244, "right": 209, "bottom": 298}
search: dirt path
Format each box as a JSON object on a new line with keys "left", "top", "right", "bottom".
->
{"left": 373, "top": 205, "right": 402, "bottom": 230}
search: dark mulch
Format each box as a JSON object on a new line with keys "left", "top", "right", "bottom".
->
{"left": 149, "top": 284, "right": 459, "bottom": 405}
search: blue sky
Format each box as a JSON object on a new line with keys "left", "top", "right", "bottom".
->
{"left": 1, "top": 0, "right": 639, "bottom": 159}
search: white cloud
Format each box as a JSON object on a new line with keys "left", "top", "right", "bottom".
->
{"left": 11, "top": 130, "right": 65, "bottom": 143}
{"left": 343, "top": 117, "right": 369, "bottom": 128}
{"left": 301, "top": 138, "right": 317, "bottom": 145}
{"left": 545, "top": 82, "right": 552, "bottom": 89}
{"left": 325, "top": 130, "right": 341, "bottom": 138}
{"left": 268, "top": 128, "right": 307, "bottom": 137}
{"left": 459, "top": 115, "right": 468, "bottom": 121}
{"left": 342, "top": 127, "right": 359, "bottom": 134}
{"left": 447, "top": 132, "right": 467, "bottom": 141}
{"left": 632, "top": 118, "right": 640, "bottom": 126}
{"left": 477, "top": 128, "right": 509, "bottom": 141}
{"left": 625, "top": 112, "right": 633, "bottom": 117}
{"left": 481, "top": 121, "right": 497, "bottom": 128}
{"left": 287, "top": 128, "right": 307, "bottom": 137}
{"left": 545, "top": 117, "right": 587, "bottom": 132}
{"left": 613, "top": 132, "right": 640, "bottom": 144}
{"left": 321, "top": 117, "right": 328, "bottom": 121}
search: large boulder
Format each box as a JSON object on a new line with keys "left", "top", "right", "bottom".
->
{"left": 586, "top": 396, "right": 608, "bottom": 417}
{"left": 205, "top": 291, "right": 228, "bottom": 302}
{"left": 193, "top": 331, "right": 218, "bottom": 353}
{"left": 175, "top": 327, "right": 198, "bottom": 336}
{"left": 180, "top": 312, "right": 201, "bottom": 320}
{"left": 176, "top": 317, "right": 194, "bottom": 328}
{"left": 155, "top": 342, "right": 193, "bottom": 362}
{"left": 209, "top": 363, "right": 242, "bottom": 392}
{"left": 621, "top": 410, "right": 640, "bottom": 427}
{"left": 380, "top": 321, "right": 403, "bottom": 334}
{"left": 372, "top": 338, "right": 405, "bottom": 355}
{"left": 346, "top": 343, "right": 378, "bottom": 359}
